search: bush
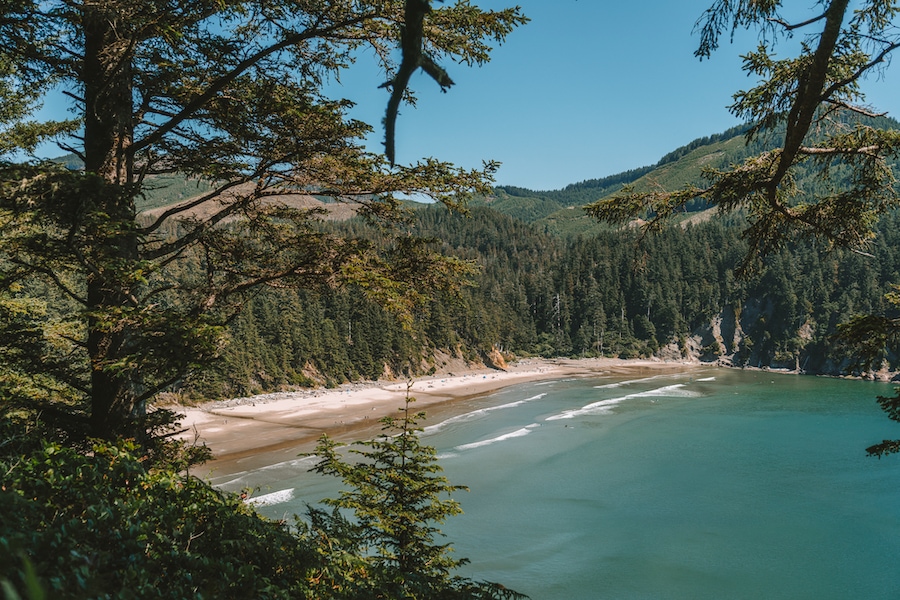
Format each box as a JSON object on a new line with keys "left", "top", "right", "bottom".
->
{"left": 0, "top": 418, "right": 313, "bottom": 599}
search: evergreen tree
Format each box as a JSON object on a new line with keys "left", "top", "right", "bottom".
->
{"left": 587, "top": 1, "right": 900, "bottom": 265}
{"left": 837, "top": 285, "right": 900, "bottom": 457}
{"left": 307, "top": 392, "right": 526, "bottom": 599}
{"left": 586, "top": 0, "right": 900, "bottom": 450}
{"left": 0, "top": 0, "right": 525, "bottom": 444}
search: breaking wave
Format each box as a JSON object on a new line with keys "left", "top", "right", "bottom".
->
{"left": 546, "top": 383, "right": 698, "bottom": 421}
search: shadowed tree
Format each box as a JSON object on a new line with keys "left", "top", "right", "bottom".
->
{"left": 0, "top": 0, "right": 526, "bottom": 445}
{"left": 837, "top": 285, "right": 900, "bottom": 456}
{"left": 307, "top": 392, "right": 527, "bottom": 599}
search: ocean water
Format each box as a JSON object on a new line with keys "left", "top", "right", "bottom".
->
{"left": 212, "top": 368, "right": 900, "bottom": 599}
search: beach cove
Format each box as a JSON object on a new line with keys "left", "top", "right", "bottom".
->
{"left": 176, "top": 357, "right": 699, "bottom": 476}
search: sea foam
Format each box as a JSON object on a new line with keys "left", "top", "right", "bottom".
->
{"left": 422, "top": 393, "right": 547, "bottom": 435}
{"left": 546, "top": 383, "right": 697, "bottom": 420}
{"left": 593, "top": 375, "right": 664, "bottom": 390}
{"left": 453, "top": 424, "right": 540, "bottom": 451}
{"left": 246, "top": 488, "right": 295, "bottom": 507}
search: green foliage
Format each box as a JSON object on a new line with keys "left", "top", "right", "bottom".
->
{"left": 836, "top": 285, "right": 900, "bottom": 457}
{"left": 587, "top": 1, "right": 900, "bottom": 267}
{"left": 0, "top": 0, "right": 524, "bottom": 443}
{"left": 305, "top": 396, "right": 526, "bottom": 599}
{"left": 0, "top": 401, "right": 524, "bottom": 599}
{"left": 0, "top": 413, "right": 314, "bottom": 599}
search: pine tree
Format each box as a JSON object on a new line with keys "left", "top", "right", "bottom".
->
{"left": 587, "top": 1, "right": 900, "bottom": 267}
{"left": 307, "top": 390, "right": 526, "bottom": 599}
{"left": 0, "top": 0, "right": 525, "bottom": 444}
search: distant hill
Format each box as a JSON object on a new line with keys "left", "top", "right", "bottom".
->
{"left": 474, "top": 123, "right": 752, "bottom": 226}
{"left": 475, "top": 115, "right": 900, "bottom": 237}
{"left": 49, "top": 153, "right": 215, "bottom": 212}
{"left": 49, "top": 154, "right": 350, "bottom": 218}
{"left": 48, "top": 113, "right": 899, "bottom": 234}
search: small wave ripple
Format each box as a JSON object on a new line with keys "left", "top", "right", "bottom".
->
{"left": 423, "top": 393, "right": 547, "bottom": 435}
{"left": 546, "top": 383, "right": 698, "bottom": 421}
{"left": 246, "top": 488, "right": 295, "bottom": 507}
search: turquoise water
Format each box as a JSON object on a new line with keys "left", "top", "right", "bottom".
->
{"left": 213, "top": 368, "right": 900, "bottom": 599}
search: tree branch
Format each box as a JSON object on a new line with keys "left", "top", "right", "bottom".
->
{"left": 130, "top": 14, "right": 377, "bottom": 155}
{"left": 768, "top": 0, "right": 850, "bottom": 201}
{"left": 767, "top": 12, "right": 827, "bottom": 31}
{"left": 797, "top": 144, "right": 881, "bottom": 156}
{"left": 382, "top": 0, "right": 454, "bottom": 165}
{"left": 138, "top": 178, "right": 251, "bottom": 236}
{"left": 820, "top": 40, "right": 900, "bottom": 102}
{"left": 140, "top": 189, "right": 255, "bottom": 261}
{"left": 10, "top": 258, "right": 88, "bottom": 306}
{"left": 822, "top": 98, "right": 888, "bottom": 119}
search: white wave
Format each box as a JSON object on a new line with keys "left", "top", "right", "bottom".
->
{"left": 453, "top": 424, "right": 540, "bottom": 451}
{"left": 545, "top": 396, "right": 630, "bottom": 420}
{"left": 217, "top": 455, "right": 318, "bottom": 489}
{"left": 245, "top": 488, "right": 295, "bottom": 507}
{"left": 696, "top": 376, "right": 716, "bottom": 382}
{"left": 593, "top": 374, "right": 672, "bottom": 390}
{"left": 593, "top": 382, "right": 625, "bottom": 390}
{"left": 217, "top": 456, "right": 319, "bottom": 489}
{"left": 547, "top": 383, "right": 698, "bottom": 420}
{"left": 211, "top": 471, "right": 252, "bottom": 488}
{"left": 628, "top": 383, "right": 696, "bottom": 398}
{"left": 258, "top": 455, "right": 318, "bottom": 472}
{"left": 422, "top": 393, "right": 547, "bottom": 435}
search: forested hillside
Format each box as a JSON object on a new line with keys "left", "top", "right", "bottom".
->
{"left": 477, "top": 116, "right": 900, "bottom": 237}
{"left": 33, "top": 119, "right": 900, "bottom": 402}
{"left": 484, "top": 123, "right": 753, "bottom": 223}
{"left": 157, "top": 113, "right": 895, "bottom": 400}
{"left": 191, "top": 201, "right": 900, "bottom": 399}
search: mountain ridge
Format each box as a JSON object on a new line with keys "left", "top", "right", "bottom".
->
{"left": 476, "top": 115, "right": 900, "bottom": 236}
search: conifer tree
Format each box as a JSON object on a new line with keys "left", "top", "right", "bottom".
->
{"left": 0, "top": 0, "right": 525, "bottom": 444}
{"left": 587, "top": 1, "right": 900, "bottom": 266}
{"left": 587, "top": 0, "right": 900, "bottom": 450}
{"left": 308, "top": 390, "right": 526, "bottom": 599}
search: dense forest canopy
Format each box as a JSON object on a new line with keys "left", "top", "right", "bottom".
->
{"left": 202, "top": 198, "right": 900, "bottom": 398}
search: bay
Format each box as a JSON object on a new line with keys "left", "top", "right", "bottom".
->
{"left": 212, "top": 367, "right": 900, "bottom": 599}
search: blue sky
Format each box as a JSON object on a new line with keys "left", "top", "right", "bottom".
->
{"left": 32, "top": 1, "right": 899, "bottom": 191}
{"left": 334, "top": 1, "right": 900, "bottom": 190}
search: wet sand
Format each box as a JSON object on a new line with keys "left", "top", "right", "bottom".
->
{"left": 175, "top": 357, "right": 700, "bottom": 477}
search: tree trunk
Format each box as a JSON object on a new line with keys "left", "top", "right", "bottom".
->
{"left": 82, "top": 4, "right": 138, "bottom": 439}
{"left": 770, "top": 0, "right": 850, "bottom": 196}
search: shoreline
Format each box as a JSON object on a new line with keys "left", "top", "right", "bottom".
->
{"left": 175, "top": 357, "right": 701, "bottom": 478}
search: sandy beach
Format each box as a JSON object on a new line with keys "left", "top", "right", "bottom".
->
{"left": 176, "top": 357, "right": 700, "bottom": 476}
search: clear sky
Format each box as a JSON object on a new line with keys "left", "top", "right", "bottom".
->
{"left": 333, "top": 0, "right": 900, "bottom": 191}
{"left": 30, "top": 1, "right": 899, "bottom": 191}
